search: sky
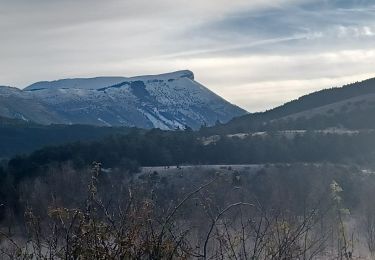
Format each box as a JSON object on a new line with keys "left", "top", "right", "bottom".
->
{"left": 1, "top": 0, "right": 375, "bottom": 112}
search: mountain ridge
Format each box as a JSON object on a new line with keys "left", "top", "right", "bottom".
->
{"left": 24, "top": 70, "right": 195, "bottom": 91}
{"left": 0, "top": 70, "right": 246, "bottom": 130}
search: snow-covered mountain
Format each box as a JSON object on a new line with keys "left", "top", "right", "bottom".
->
{"left": 0, "top": 70, "right": 247, "bottom": 130}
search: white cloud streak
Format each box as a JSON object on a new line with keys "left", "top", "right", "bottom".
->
{"left": 1, "top": 0, "right": 375, "bottom": 111}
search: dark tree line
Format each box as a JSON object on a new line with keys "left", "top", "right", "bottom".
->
{"left": 5, "top": 129, "right": 375, "bottom": 179}
{"left": 2, "top": 128, "right": 375, "bottom": 200}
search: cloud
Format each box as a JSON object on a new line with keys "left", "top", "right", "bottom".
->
{"left": 1, "top": 0, "right": 375, "bottom": 111}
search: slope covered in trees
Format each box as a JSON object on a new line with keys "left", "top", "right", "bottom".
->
{"left": 204, "top": 77, "right": 375, "bottom": 134}
{"left": 0, "top": 116, "right": 134, "bottom": 158}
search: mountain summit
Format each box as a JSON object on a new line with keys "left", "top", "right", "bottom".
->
{"left": 1, "top": 70, "right": 246, "bottom": 129}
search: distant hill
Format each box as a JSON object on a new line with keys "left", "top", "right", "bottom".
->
{"left": 0, "top": 70, "right": 246, "bottom": 130}
{"left": 203, "top": 77, "right": 375, "bottom": 134}
{"left": 0, "top": 116, "right": 134, "bottom": 158}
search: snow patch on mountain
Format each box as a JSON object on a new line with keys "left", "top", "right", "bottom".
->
{"left": 1, "top": 70, "right": 247, "bottom": 130}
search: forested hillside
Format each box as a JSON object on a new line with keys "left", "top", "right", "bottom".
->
{"left": 0, "top": 117, "right": 134, "bottom": 158}
{"left": 204, "top": 77, "right": 375, "bottom": 134}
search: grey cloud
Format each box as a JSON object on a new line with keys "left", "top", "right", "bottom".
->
{"left": 193, "top": 0, "right": 375, "bottom": 41}
{"left": 1, "top": 0, "right": 375, "bottom": 111}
